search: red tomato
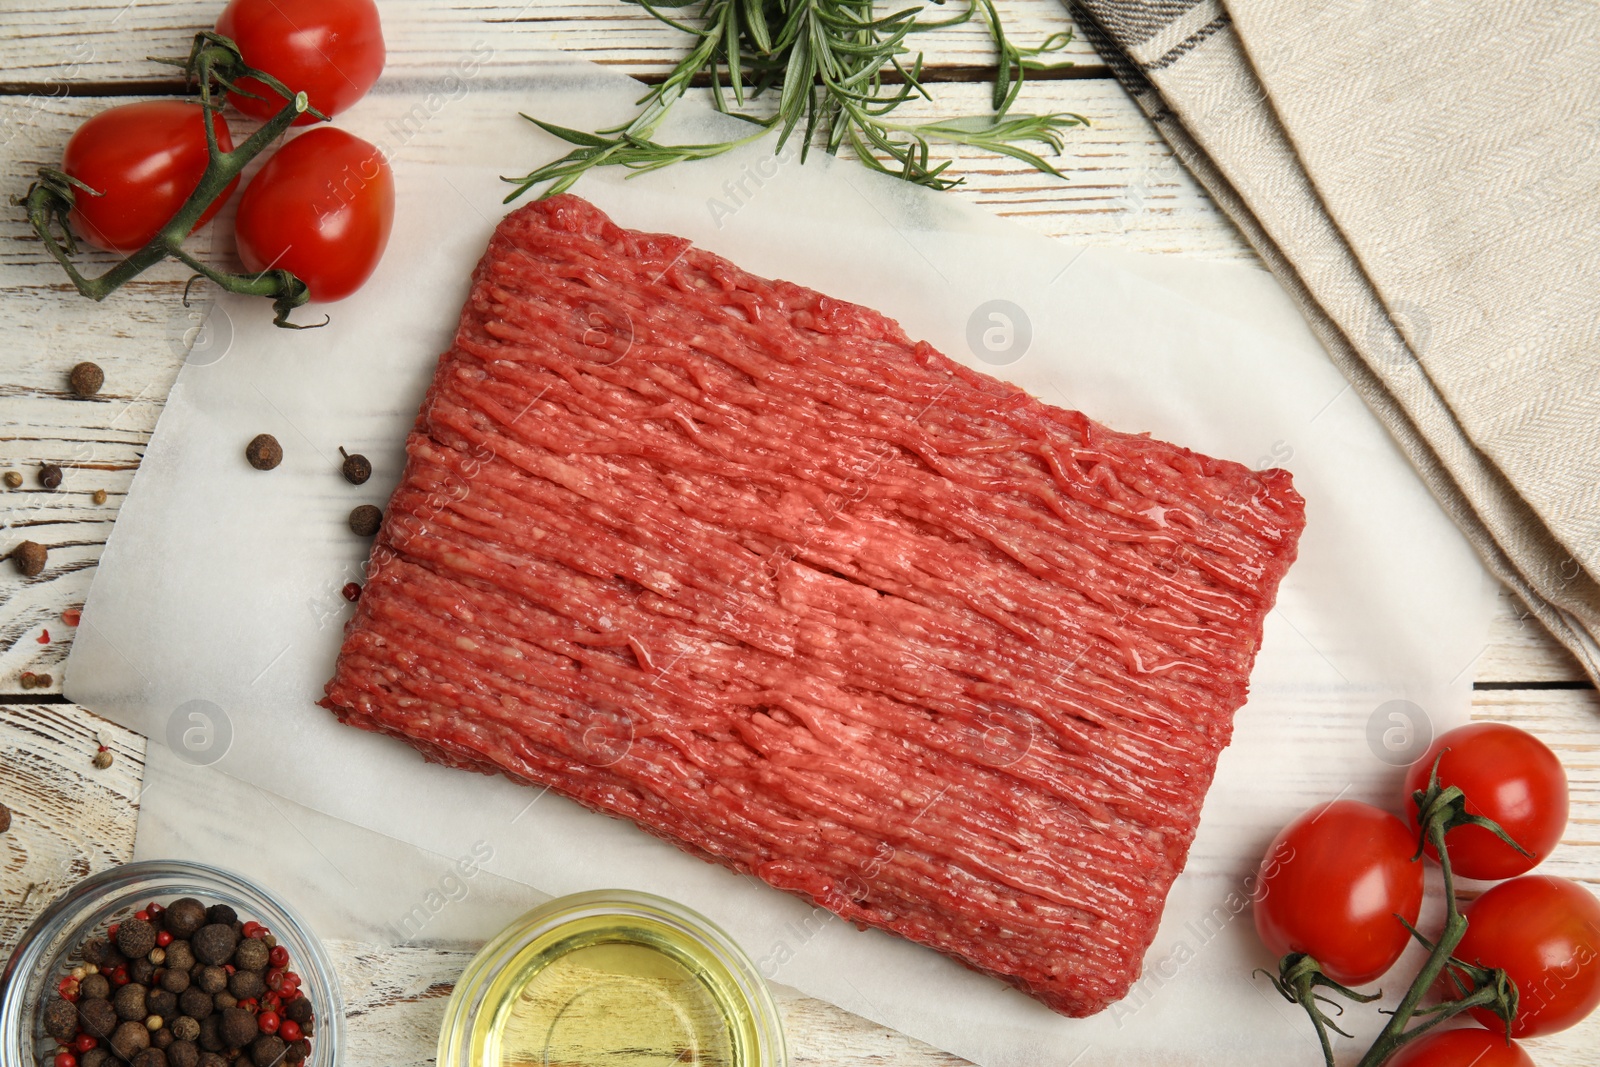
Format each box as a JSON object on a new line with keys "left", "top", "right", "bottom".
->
{"left": 1253, "top": 800, "right": 1424, "bottom": 986}
{"left": 1384, "top": 1026, "right": 1533, "bottom": 1067}
{"left": 1404, "top": 723, "right": 1567, "bottom": 879}
{"left": 61, "top": 101, "right": 236, "bottom": 253}
{"left": 1450, "top": 876, "right": 1600, "bottom": 1037}
{"left": 216, "top": 0, "right": 385, "bottom": 125}
{"left": 234, "top": 129, "right": 394, "bottom": 303}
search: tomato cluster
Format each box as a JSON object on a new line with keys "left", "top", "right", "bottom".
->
{"left": 60, "top": 0, "right": 393, "bottom": 303}
{"left": 1253, "top": 723, "right": 1596, "bottom": 1063}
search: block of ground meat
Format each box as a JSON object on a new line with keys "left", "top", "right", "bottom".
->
{"left": 321, "top": 194, "right": 1306, "bottom": 1017}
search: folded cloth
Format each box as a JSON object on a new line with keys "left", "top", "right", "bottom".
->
{"left": 1070, "top": 0, "right": 1600, "bottom": 682}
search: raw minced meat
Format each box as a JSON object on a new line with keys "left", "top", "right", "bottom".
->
{"left": 321, "top": 194, "right": 1306, "bottom": 1017}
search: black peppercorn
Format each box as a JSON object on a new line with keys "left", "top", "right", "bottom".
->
{"left": 339, "top": 446, "right": 372, "bottom": 485}
{"left": 249, "top": 1035, "right": 285, "bottom": 1067}
{"left": 81, "top": 972, "right": 111, "bottom": 1000}
{"left": 218, "top": 1007, "right": 258, "bottom": 1050}
{"left": 118, "top": 917, "right": 158, "bottom": 960}
{"left": 39, "top": 463, "right": 63, "bottom": 490}
{"left": 348, "top": 504, "right": 382, "bottom": 537}
{"left": 244, "top": 434, "right": 282, "bottom": 472}
{"left": 112, "top": 1020, "right": 152, "bottom": 1058}
{"left": 169, "top": 1039, "right": 200, "bottom": 1067}
{"left": 280, "top": 996, "right": 313, "bottom": 1025}
{"left": 9, "top": 539, "right": 46, "bottom": 577}
{"left": 70, "top": 362, "right": 105, "bottom": 397}
{"left": 44, "top": 996, "right": 79, "bottom": 1041}
{"left": 191, "top": 924, "right": 239, "bottom": 966}
{"left": 114, "top": 981, "right": 149, "bottom": 1021}
{"left": 78, "top": 997, "right": 119, "bottom": 1040}
{"left": 232, "top": 938, "right": 269, "bottom": 973}
{"left": 166, "top": 898, "right": 209, "bottom": 939}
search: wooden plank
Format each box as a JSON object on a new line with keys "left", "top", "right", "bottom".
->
{"left": 0, "top": 703, "right": 145, "bottom": 951}
{"left": 0, "top": 0, "right": 1102, "bottom": 91}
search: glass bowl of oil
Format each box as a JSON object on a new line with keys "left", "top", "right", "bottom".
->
{"left": 438, "top": 889, "right": 787, "bottom": 1067}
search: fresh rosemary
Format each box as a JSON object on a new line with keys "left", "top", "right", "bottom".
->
{"left": 504, "top": 0, "right": 1087, "bottom": 202}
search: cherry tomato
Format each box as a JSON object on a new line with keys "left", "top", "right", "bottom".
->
{"left": 1405, "top": 723, "right": 1567, "bottom": 880}
{"left": 1384, "top": 1026, "right": 1533, "bottom": 1067}
{"left": 1449, "top": 875, "right": 1600, "bottom": 1037}
{"left": 234, "top": 128, "right": 394, "bottom": 303}
{"left": 216, "top": 0, "right": 385, "bottom": 125}
{"left": 1253, "top": 799, "right": 1424, "bottom": 986}
{"left": 61, "top": 101, "right": 237, "bottom": 253}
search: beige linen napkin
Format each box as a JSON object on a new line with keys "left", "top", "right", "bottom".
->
{"left": 1070, "top": 0, "right": 1600, "bottom": 682}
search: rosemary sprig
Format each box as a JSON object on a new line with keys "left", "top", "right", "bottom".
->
{"left": 504, "top": 0, "right": 1086, "bottom": 201}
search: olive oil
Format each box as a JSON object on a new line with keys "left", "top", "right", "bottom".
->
{"left": 470, "top": 912, "right": 763, "bottom": 1067}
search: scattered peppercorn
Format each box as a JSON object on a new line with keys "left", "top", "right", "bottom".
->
{"left": 0, "top": 801, "right": 10, "bottom": 834}
{"left": 339, "top": 446, "right": 371, "bottom": 485}
{"left": 9, "top": 539, "right": 47, "bottom": 577}
{"left": 39, "top": 463, "right": 63, "bottom": 490}
{"left": 348, "top": 504, "right": 382, "bottom": 537}
{"left": 35, "top": 673, "right": 54, "bottom": 688}
{"left": 92, "top": 488, "right": 108, "bottom": 505}
{"left": 18, "top": 672, "right": 35, "bottom": 689}
{"left": 93, "top": 745, "right": 114, "bottom": 770}
{"left": 3, "top": 471, "right": 20, "bottom": 489}
{"left": 341, "top": 582, "right": 361, "bottom": 602}
{"left": 70, "top": 362, "right": 105, "bottom": 397}
{"left": 244, "top": 434, "right": 282, "bottom": 472}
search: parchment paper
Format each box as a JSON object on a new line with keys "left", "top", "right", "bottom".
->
{"left": 65, "top": 57, "right": 1497, "bottom": 1066}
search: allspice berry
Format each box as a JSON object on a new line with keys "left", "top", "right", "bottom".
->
{"left": 113, "top": 980, "right": 148, "bottom": 1021}
{"left": 3, "top": 471, "right": 20, "bottom": 489}
{"left": 0, "top": 801, "right": 10, "bottom": 834}
{"left": 9, "top": 540, "right": 46, "bottom": 577}
{"left": 244, "top": 434, "right": 282, "bottom": 472}
{"left": 132, "top": 1048, "right": 168, "bottom": 1067}
{"left": 196, "top": 966, "right": 228, "bottom": 995}
{"left": 81, "top": 972, "right": 111, "bottom": 1001}
{"left": 44, "top": 996, "right": 79, "bottom": 1041}
{"left": 179, "top": 988, "right": 215, "bottom": 1020}
{"left": 83, "top": 1049, "right": 112, "bottom": 1067}
{"left": 165, "top": 898, "right": 209, "bottom": 939}
{"left": 117, "top": 917, "right": 158, "bottom": 960}
{"left": 339, "top": 447, "right": 371, "bottom": 485}
{"left": 170, "top": 1017, "right": 202, "bottom": 1044}
{"left": 70, "top": 362, "right": 105, "bottom": 397}
{"left": 348, "top": 504, "right": 382, "bottom": 537}
{"left": 169, "top": 1040, "right": 200, "bottom": 1067}
{"left": 112, "top": 1019, "right": 152, "bottom": 1058}
{"left": 218, "top": 1006, "right": 258, "bottom": 1050}
{"left": 250, "top": 1035, "right": 285, "bottom": 1067}
{"left": 39, "top": 463, "right": 63, "bottom": 490}
{"left": 192, "top": 924, "right": 239, "bottom": 966}
{"left": 227, "top": 969, "right": 264, "bottom": 1001}
{"left": 232, "top": 938, "right": 269, "bottom": 973}
{"left": 78, "top": 997, "right": 118, "bottom": 1040}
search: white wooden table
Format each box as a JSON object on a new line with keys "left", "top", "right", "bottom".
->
{"left": 1, "top": 3, "right": 1596, "bottom": 1065}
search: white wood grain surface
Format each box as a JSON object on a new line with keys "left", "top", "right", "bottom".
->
{"left": 2, "top": 2, "right": 1596, "bottom": 1065}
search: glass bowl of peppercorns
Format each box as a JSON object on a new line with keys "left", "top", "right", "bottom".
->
{"left": 0, "top": 861, "right": 341, "bottom": 1067}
